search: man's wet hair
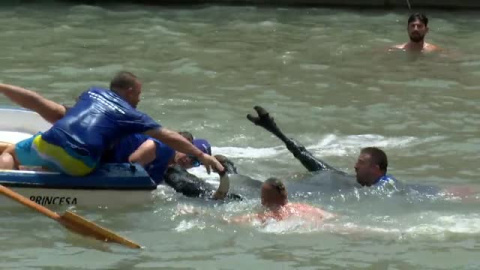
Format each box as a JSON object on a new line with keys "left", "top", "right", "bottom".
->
{"left": 408, "top": 13, "right": 428, "bottom": 27}
{"left": 361, "top": 147, "right": 388, "bottom": 173}
{"left": 264, "top": 177, "right": 287, "bottom": 197}
{"left": 178, "top": 131, "right": 194, "bottom": 142}
{"left": 110, "top": 71, "right": 138, "bottom": 91}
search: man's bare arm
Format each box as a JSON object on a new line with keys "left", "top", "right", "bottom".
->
{"left": 128, "top": 139, "right": 156, "bottom": 166}
{"left": 0, "top": 83, "right": 66, "bottom": 124}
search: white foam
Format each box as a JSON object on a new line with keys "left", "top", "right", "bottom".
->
{"left": 174, "top": 220, "right": 205, "bottom": 232}
{"left": 213, "top": 146, "right": 281, "bottom": 159}
{"left": 406, "top": 214, "right": 480, "bottom": 236}
{"left": 335, "top": 213, "right": 480, "bottom": 239}
{"left": 212, "top": 134, "right": 443, "bottom": 160}
{"left": 308, "top": 134, "right": 444, "bottom": 157}
{"left": 259, "top": 216, "right": 327, "bottom": 234}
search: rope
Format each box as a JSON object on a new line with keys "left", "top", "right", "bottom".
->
{"left": 406, "top": 0, "right": 412, "bottom": 10}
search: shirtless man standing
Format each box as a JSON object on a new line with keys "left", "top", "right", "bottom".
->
{"left": 392, "top": 13, "right": 440, "bottom": 53}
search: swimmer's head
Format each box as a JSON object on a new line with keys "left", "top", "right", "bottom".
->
{"left": 354, "top": 147, "right": 388, "bottom": 186}
{"left": 407, "top": 13, "right": 429, "bottom": 43}
{"left": 178, "top": 131, "right": 194, "bottom": 142}
{"left": 261, "top": 177, "right": 288, "bottom": 209}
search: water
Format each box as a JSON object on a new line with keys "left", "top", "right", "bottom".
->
{"left": 1, "top": 3, "right": 480, "bottom": 269}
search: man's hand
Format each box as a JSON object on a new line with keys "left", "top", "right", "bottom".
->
{"left": 214, "top": 154, "right": 238, "bottom": 175}
{"left": 198, "top": 153, "right": 224, "bottom": 174}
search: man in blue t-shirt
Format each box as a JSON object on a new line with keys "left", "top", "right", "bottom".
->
{"left": 0, "top": 71, "right": 223, "bottom": 175}
{"left": 353, "top": 147, "right": 397, "bottom": 187}
{"left": 0, "top": 82, "right": 241, "bottom": 199}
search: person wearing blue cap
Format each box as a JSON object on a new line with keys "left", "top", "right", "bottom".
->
{"left": 95, "top": 132, "right": 239, "bottom": 199}
{"left": 105, "top": 135, "right": 214, "bottom": 184}
{"left": 76, "top": 128, "right": 238, "bottom": 199}
{"left": 173, "top": 138, "right": 211, "bottom": 169}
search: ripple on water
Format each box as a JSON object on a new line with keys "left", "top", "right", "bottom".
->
{"left": 378, "top": 78, "right": 460, "bottom": 89}
{"left": 299, "top": 63, "right": 330, "bottom": 71}
{"left": 1, "top": 5, "right": 480, "bottom": 269}
{"left": 49, "top": 65, "right": 124, "bottom": 77}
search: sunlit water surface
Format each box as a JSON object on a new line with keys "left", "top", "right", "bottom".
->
{"left": 0, "top": 3, "right": 479, "bottom": 269}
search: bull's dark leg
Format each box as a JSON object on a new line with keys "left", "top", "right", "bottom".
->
{"left": 163, "top": 155, "right": 242, "bottom": 200}
{"left": 247, "top": 106, "right": 339, "bottom": 173}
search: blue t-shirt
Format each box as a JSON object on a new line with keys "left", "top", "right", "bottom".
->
{"left": 373, "top": 174, "right": 398, "bottom": 187}
{"left": 106, "top": 134, "right": 175, "bottom": 184}
{"left": 41, "top": 87, "right": 161, "bottom": 165}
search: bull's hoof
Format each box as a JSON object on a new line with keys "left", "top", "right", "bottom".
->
{"left": 247, "top": 106, "right": 276, "bottom": 129}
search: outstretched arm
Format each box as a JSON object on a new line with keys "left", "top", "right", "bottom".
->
{"left": 0, "top": 83, "right": 66, "bottom": 124}
{"left": 247, "top": 106, "right": 338, "bottom": 172}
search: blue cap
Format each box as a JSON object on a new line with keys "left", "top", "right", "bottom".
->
{"left": 193, "top": 138, "right": 212, "bottom": 156}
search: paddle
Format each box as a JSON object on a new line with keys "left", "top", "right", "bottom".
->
{"left": 0, "top": 184, "right": 141, "bottom": 249}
